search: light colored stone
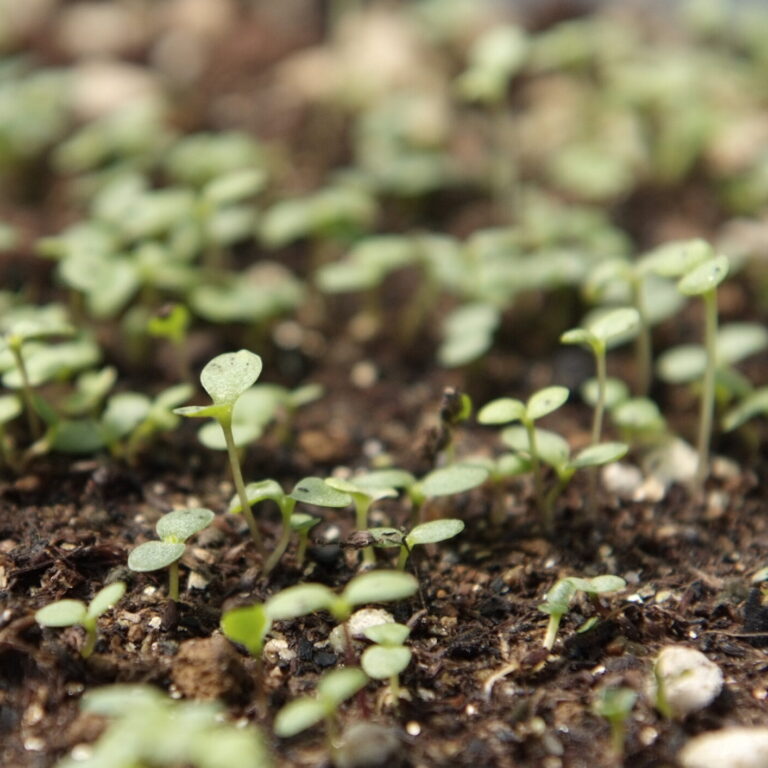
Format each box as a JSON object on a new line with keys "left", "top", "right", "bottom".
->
{"left": 642, "top": 437, "right": 698, "bottom": 487}
{"left": 601, "top": 462, "right": 643, "bottom": 500}
{"left": 71, "top": 61, "right": 162, "bottom": 120}
{"left": 263, "top": 637, "right": 296, "bottom": 664}
{"left": 679, "top": 728, "right": 768, "bottom": 768}
{"left": 329, "top": 608, "right": 394, "bottom": 654}
{"left": 649, "top": 645, "right": 723, "bottom": 717}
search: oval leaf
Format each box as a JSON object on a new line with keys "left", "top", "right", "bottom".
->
{"left": 587, "top": 307, "right": 640, "bottom": 344}
{"left": 418, "top": 464, "right": 489, "bottom": 498}
{"left": 342, "top": 571, "right": 418, "bottom": 607}
{"left": 35, "top": 599, "right": 87, "bottom": 627}
{"left": 274, "top": 698, "right": 327, "bottom": 738}
{"left": 539, "top": 579, "right": 576, "bottom": 615}
{"left": 570, "top": 442, "right": 628, "bottom": 470}
{"left": 353, "top": 469, "right": 416, "bottom": 491}
{"left": 678, "top": 254, "right": 729, "bottom": 296}
{"left": 221, "top": 603, "right": 271, "bottom": 657}
{"left": 317, "top": 667, "right": 368, "bottom": 706}
{"left": 289, "top": 477, "right": 352, "bottom": 508}
{"left": 526, "top": 386, "right": 570, "bottom": 420}
{"left": 228, "top": 480, "right": 285, "bottom": 514}
{"left": 656, "top": 344, "right": 706, "bottom": 384}
{"left": 407, "top": 519, "right": 465, "bottom": 547}
{"left": 723, "top": 387, "right": 768, "bottom": 431}
{"left": 289, "top": 513, "right": 320, "bottom": 532}
{"left": 640, "top": 238, "right": 714, "bottom": 277}
{"left": 156, "top": 508, "right": 215, "bottom": 542}
{"left": 266, "top": 583, "right": 335, "bottom": 620}
{"left": 364, "top": 622, "right": 410, "bottom": 646}
{"left": 200, "top": 350, "right": 263, "bottom": 406}
{"left": 128, "top": 541, "right": 185, "bottom": 572}
{"left": 477, "top": 397, "right": 526, "bottom": 425}
{"left": 585, "top": 575, "right": 626, "bottom": 594}
{"left": 502, "top": 426, "right": 570, "bottom": 469}
{"left": 361, "top": 645, "right": 412, "bottom": 680}
{"left": 717, "top": 322, "right": 768, "bottom": 366}
{"left": 86, "top": 582, "right": 126, "bottom": 620}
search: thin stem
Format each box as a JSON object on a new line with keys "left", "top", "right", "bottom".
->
{"left": 168, "top": 560, "right": 179, "bottom": 602}
{"left": 396, "top": 545, "right": 409, "bottom": 571}
{"left": 543, "top": 613, "right": 561, "bottom": 650}
{"left": 592, "top": 344, "right": 607, "bottom": 445}
{"left": 524, "top": 419, "right": 545, "bottom": 516}
{"left": 296, "top": 532, "right": 309, "bottom": 569}
{"left": 609, "top": 720, "right": 626, "bottom": 758}
{"left": 9, "top": 341, "right": 41, "bottom": 438}
{"left": 221, "top": 417, "right": 266, "bottom": 557}
{"left": 632, "top": 277, "right": 652, "bottom": 397}
{"left": 389, "top": 674, "right": 401, "bottom": 706}
{"left": 81, "top": 621, "right": 97, "bottom": 658}
{"left": 355, "top": 498, "right": 375, "bottom": 564}
{"left": 263, "top": 501, "right": 295, "bottom": 575}
{"left": 694, "top": 289, "right": 718, "bottom": 495}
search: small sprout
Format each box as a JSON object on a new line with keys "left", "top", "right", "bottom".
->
{"left": 479, "top": 385, "right": 569, "bottom": 520}
{"left": 290, "top": 512, "right": 321, "bottom": 569}
{"left": 408, "top": 463, "right": 489, "bottom": 525}
{"left": 128, "top": 508, "right": 214, "bottom": 601}
{"left": 438, "top": 303, "right": 500, "bottom": 368}
{"left": 35, "top": 581, "right": 125, "bottom": 658}
{"left": 539, "top": 574, "right": 625, "bottom": 650}
{"left": 174, "top": 350, "right": 266, "bottom": 555}
{"left": 147, "top": 303, "right": 191, "bottom": 382}
{"left": 362, "top": 622, "right": 412, "bottom": 705}
{"left": 724, "top": 387, "right": 768, "bottom": 432}
{"left": 394, "top": 518, "right": 465, "bottom": 570}
{"left": 593, "top": 686, "right": 637, "bottom": 757}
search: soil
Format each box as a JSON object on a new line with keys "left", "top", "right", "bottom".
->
{"left": 2, "top": 3, "right": 768, "bottom": 768}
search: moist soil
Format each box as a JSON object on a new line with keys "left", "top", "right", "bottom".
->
{"left": 2, "top": 3, "right": 768, "bottom": 768}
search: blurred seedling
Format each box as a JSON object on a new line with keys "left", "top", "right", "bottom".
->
{"left": 35, "top": 581, "right": 125, "bottom": 658}
{"left": 539, "top": 575, "right": 626, "bottom": 650}
{"left": 274, "top": 667, "right": 368, "bottom": 750}
{"left": 128, "top": 508, "right": 214, "bottom": 601}
{"left": 291, "top": 513, "right": 321, "bottom": 569}
{"left": 479, "top": 385, "right": 569, "bottom": 516}
{"left": 228, "top": 477, "right": 350, "bottom": 575}
{"left": 147, "top": 303, "right": 191, "bottom": 382}
{"left": 174, "top": 350, "right": 266, "bottom": 555}
{"left": 406, "top": 464, "right": 489, "bottom": 526}
{"left": 361, "top": 622, "right": 412, "bottom": 706}
{"left": 0, "top": 393, "right": 21, "bottom": 467}
{"left": 366, "top": 518, "right": 465, "bottom": 570}
{"left": 593, "top": 686, "right": 637, "bottom": 758}
{"left": 56, "top": 684, "right": 272, "bottom": 768}
{"left": 641, "top": 239, "right": 730, "bottom": 493}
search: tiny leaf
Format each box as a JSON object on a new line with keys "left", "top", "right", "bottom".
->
{"left": 587, "top": 307, "right": 640, "bottom": 344}
{"left": 266, "top": 583, "right": 335, "bottom": 620}
{"left": 317, "top": 667, "right": 368, "bottom": 706}
{"left": 585, "top": 575, "right": 626, "bottom": 594}
{"left": 35, "top": 599, "right": 87, "bottom": 627}
{"left": 570, "top": 442, "right": 628, "bottom": 470}
{"left": 677, "top": 254, "right": 729, "bottom": 296}
{"left": 289, "top": 513, "right": 320, "bottom": 532}
{"left": 342, "top": 571, "right": 418, "bottom": 607}
{"left": 539, "top": 579, "right": 576, "bottom": 616}
{"left": 86, "top": 582, "right": 126, "bottom": 620}
{"left": 361, "top": 645, "right": 412, "bottom": 680}
{"left": 228, "top": 480, "right": 285, "bottom": 514}
{"left": 221, "top": 604, "right": 271, "bottom": 657}
{"left": 156, "top": 508, "right": 214, "bottom": 542}
{"left": 354, "top": 469, "right": 416, "bottom": 491}
{"left": 477, "top": 397, "right": 526, "bottom": 425}
{"left": 364, "top": 622, "right": 410, "bottom": 646}
{"left": 127, "top": 541, "right": 185, "bottom": 572}
{"left": 418, "top": 464, "right": 489, "bottom": 498}
{"left": 199, "top": 350, "right": 263, "bottom": 406}
{"left": 274, "top": 698, "right": 327, "bottom": 738}
{"left": 289, "top": 477, "right": 352, "bottom": 508}
{"left": 527, "top": 386, "right": 569, "bottom": 420}
{"left": 407, "top": 519, "right": 465, "bottom": 547}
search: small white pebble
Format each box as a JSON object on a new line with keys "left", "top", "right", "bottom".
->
{"left": 148, "top": 616, "right": 162, "bottom": 630}
{"left": 602, "top": 462, "right": 644, "bottom": 500}
{"left": 329, "top": 609, "right": 394, "bottom": 653}
{"left": 406, "top": 721, "right": 421, "bottom": 736}
{"left": 679, "top": 728, "right": 768, "bottom": 768}
{"left": 649, "top": 645, "right": 723, "bottom": 717}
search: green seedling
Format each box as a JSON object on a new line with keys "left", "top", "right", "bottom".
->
{"left": 367, "top": 519, "right": 465, "bottom": 570}
{"left": 407, "top": 463, "right": 489, "bottom": 526}
{"left": 228, "top": 477, "right": 350, "bottom": 575}
{"left": 148, "top": 303, "right": 191, "bottom": 381}
{"left": 641, "top": 239, "right": 730, "bottom": 493}
{"left": 57, "top": 684, "right": 271, "bottom": 768}
{"left": 724, "top": 387, "right": 768, "bottom": 433}
{"left": 593, "top": 686, "right": 637, "bottom": 758}
{"left": 479, "top": 385, "right": 569, "bottom": 516}
{"left": 538, "top": 575, "right": 626, "bottom": 650}
{"left": 274, "top": 667, "right": 368, "bottom": 749}
{"left": 174, "top": 350, "right": 266, "bottom": 554}
{"left": 291, "top": 513, "right": 321, "bottom": 569}
{"left": 128, "top": 508, "right": 214, "bottom": 601}
{"left": 0, "top": 393, "right": 21, "bottom": 467}
{"left": 35, "top": 581, "right": 125, "bottom": 658}
{"left": 361, "top": 622, "right": 412, "bottom": 704}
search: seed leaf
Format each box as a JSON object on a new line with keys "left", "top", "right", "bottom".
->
{"left": 560, "top": 328, "right": 595, "bottom": 347}
{"left": 266, "top": 583, "right": 335, "bottom": 620}
{"left": 407, "top": 519, "right": 465, "bottom": 547}
{"left": 173, "top": 403, "right": 228, "bottom": 420}
{"left": 325, "top": 477, "right": 397, "bottom": 501}
{"left": 656, "top": 344, "right": 706, "bottom": 384}
{"left": 342, "top": 571, "right": 418, "bottom": 607}
{"left": 35, "top": 599, "right": 87, "bottom": 627}
{"left": 580, "top": 377, "right": 630, "bottom": 410}
{"left": 364, "top": 622, "right": 410, "bottom": 646}
{"left": 539, "top": 579, "right": 576, "bottom": 615}
{"left": 640, "top": 238, "right": 714, "bottom": 277}
{"left": 354, "top": 469, "right": 416, "bottom": 491}
{"left": 128, "top": 541, "right": 186, "bottom": 572}
{"left": 367, "top": 527, "right": 405, "bottom": 548}
{"left": 0, "top": 393, "right": 21, "bottom": 424}
{"left": 156, "top": 508, "right": 214, "bottom": 542}
{"left": 570, "top": 442, "right": 628, "bottom": 470}
{"left": 502, "top": 426, "right": 570, "bottom": 469}
{"left": 418, "top": 464, "right": 489, "bottom": 498}
{"left": 228, "top": 480, "right": 285, "bottom": 514}
{"left": 527, "top": 386, "right": 569, "bottom": 420}
{"left": 478, "top": 397, "right": 526, "bottom": 424}
{"left": 221, "top": 604, "right": 271, "bottom": 657}
{"left": 594, "top": 686, "right": 637, "bottom": 719}
{"left": 717, "top": 322, "right": 768, "bottom": 366}
{"left": 723, "top": 387, "right": 768, "bottom": 431}
{"left": 317, "top": 667, "right": 368, "bottom": 705}
{"left": 289, "top": 513, "right": 320, "bottom": 532}
{"left": 289, "top": 477, "right": 352, "bottom": 508}
{"left": 361, "top": 645, "right": 412, "bottom": 680}
{"left": 200, "top": 350, "right": 263, "bottom": 406}
{"left": 584, "top": 575, "right": 626, "bottom": 594}
{"left": 86, "top": 582, "right": 126, "bottom": 620}
{"left": 677, "top": 254, "right": 729, "bottom": 296}
{"left": 587, "top": 307, "right": 640, "bottom": 344}
{"left": 274, "top": 698, "right": 327, "bottom": 738}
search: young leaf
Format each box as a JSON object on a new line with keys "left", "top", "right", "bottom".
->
{"left": 156, "top": 508, "right": 214, "bottom": 542}
{"left": 478, "top": 397, "right": 527, "bottom": 425}
{"left": 656, "top": 345, "right": 706, "bottom": 384}
{"left": 418, "top": 464, "right": 489, "bottom": 498}
{"left": 406, "top": 519, "right": 465, "bottom": 547}
{"left": 35, "top": 599, "right": 87, "bottom": 627}
{"left": 361, "top": 646, "right": 412, "bottom": 680}
{"left": 354, "top": 469, "right": 416, "bottom": 491}
{"left": 290, "top": 513, "right": 320, "bottom": 532}
{"left": 228, "top": 480, "right": 285, "bottom": 514}
{"left": 220, "top": 604, "right": 271, "bottom": 657}
{"left": 587, "top": 307, "right": 640, "bottom": 345}
{"left": 199, "top": 350, "right": 263, "bottom": 407}
{"left": 289, "top": 477, "right": 352, "bottom": 508}
{"left": 364, "top": 623, "right": 410, "bottom": 646}
{"left": 584, "top": 575, "right": 626, "bottom": 594}
{"left": 366, "top": 527, "right": 405, "bottom": 548}
{"left": 342, "top": 571, "right": 418, "bottom": 607}
{"left": 128, "top": 541, "right": 186, "bottom": 572}
{"left": 677, "top": 254, "right": 729, "bottom": 296}
{"left": 274, "top": 698, "right": 327, "bottom": 738}
{"left": 580, "top": 377, "right": 629, "bottom": 410}
{"left": 317, "top": 667, "right": 368, "bottom": 705}
{"left": 570, "top": 442, "right": 628, "bottom": 470}
{"left": 723, "top": 388, "right": 768, "bottom": 431}
{"left": 86, "top": 582, "right": 126, "bottom": 620}
{"left": 526, "top": 386, "right": 569, "bottom": 420}
{"left": 640, "top": 239, "right": 714, "bottom": 277}
{"left": 502, "top": 426, "right": 570, "bottom": 469}
{"left": 539, "top": 578, "right": 577, "bottom": 615}
{"left": 266, "top": 583, "right": 335, "bottom": 620}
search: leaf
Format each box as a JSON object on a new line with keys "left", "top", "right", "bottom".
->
{"left": 266, "top": 583, "right": 335, "bottom": 620}
{"left": 317, "top": 667, "right": 368, "bottom": 706}
{"left": 289, "top": 513, "right": 320, "bottom": 532}
{"left": 496, "top": 452, "right": 532, "bottom": 476}
{"left": 0, "top": 393, "right": 20, "bottom": 424}
{"left": 723, "top": 388, "right": 768, "bottom": 431}
{"left": 289, "top": 477, "right": 352, "bottom": 508}
{"left": 203, "top": 168, "right": 266, "bottom": 205}
{"left": 173, "top": 404, "right": 229, "bottom": 420}
{"left": 570, "top": 442, "right": 628, "bottom": 470}
{"left": 325, "top": 476, "right": 396, "bottom": 501}
{"left": 228, "top": 480, "right": 285, "bottom": 514}
{"left": 418, "top": 464, "right": 489, "bottom": 498}
{"left": 354, "top": 469, "right": 416, "bottom": 491}
{"left": 342, "top": 571, "right": 418, "bottom": 607}
{"left": 580, "top": 377, "right": 629, "bottom": 410}
{"left": 364, "top": 622, "right": 410, "bottom": 646}
{"left": 477, "top": 397, "right": 526, "bottom": 425}
{"left": 502, "top": 426, "right": 570, "bottom": 469}
{"left": 717, "top": 322, "right": 768, "bottom": 366}
{"left": 274, "top": 698, "right": 327, "bottom": 738}
{"left": 587, "top": 307, "right": 640, "bottom": 345}
{"left": 539, "top": 579, "right": 576, "bottom": 615}
{"left": 677, "top": 254, "right": 729, "bottom": 296}
{"left": 585, "top": 575, "right": 626, "bottom": 594}
{"left": 199, "top": 350, "right": 263, "bottom": 406}
{"left": 127, "top": 541, "right": 185, "bottom": 572}
{"left": 101, "top": 392, "right": 151, "bottom": 442}
{"left": 35, "top": 599, "right": 87, "bottom": 627}
{"left": 612, "top": 398, "right": 665, "bottom": 433}
{"left": 640, "top": 238, "right": 714, "bottom": 277}
{"left": 156, "top": 508, "right": 214, "bottom": 542}
{"left": 198, "top": 420, "right": 261, "bottom": 451}
{"left": 86, "top": 582, "right": 126, "bottom": 620}
{"left": 367, "top": 527, "right": 405, "bottom": 548}
{"left": 560, "top": 328, "right": 595, "bottom": 347}
{"left": 594, "top": 686, "right": 637, "bottom": 719}
{"left": 361, "top": 645, "right": 412, "bottom": 680}
{"left": 656, "top": 344, "right": 706, "bottom": 384}
{"left": 526, "top": 386, "right": 569, "bottom": 420}
{"left": 407, "top": 519, "right": 465, "bottom": 547}
{"left": 220, "top": 604, "right": 271, "bottom": 657}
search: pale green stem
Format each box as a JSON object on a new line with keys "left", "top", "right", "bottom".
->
{"left": 592, "top": 343, "right": 607, "bottom": 445}
{"left": 221, "top": 417, "right": 265, "bottom": 557}
{"left": 396, "top": 545, "right": 410, "bottom": 571}
{"left": 524, "top": 419, "right": 545, "bottom": 517}
{"left": 296, "top": 532, "right": 309, "bottom": 569}
{"left": 543, "top": 470, "right": 572, "bottom": 534}
{"left": 632, "top": 278, "right": 652, "bottom": 397}
{"left": 168, "top": 560, "right": 179, "bottom": 602}
{"left": 609, "top": 718, "right": 626, "bottom": 758}
{"left": 263, "top": 500, "right": 296, "bottom": 575}
{"left": 9, "top": 341, "right": 41, "bottom": 438}
{"left": 543, "top": 613, "right": 562, "bottom": 650}
{"left": 694, "top": 289, "right": 718, "bottom": 494}
{"left": 81, "top": 619, "right": 97, "bottom": 658}
{"left": 389, "top": 674, "right": 401, "bottom": 704}
{"left": 355, "top": 498, "right": 375, "bottom": 564}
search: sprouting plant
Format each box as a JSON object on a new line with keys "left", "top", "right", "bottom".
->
{"left": 641, "top": 239, "right": 730, "bottom": 494}
{"left": 291, "top": 513, "right": 321, "bottom": 569}
{"left": 274, "top": 667, "right": 368, "bottom": 748}
{"left": 220, "top": 602, "right": 271, "bottom": 708}
{"left": 478, "top": 385, "right": 569, "bottom": 516}
{"left": 593, "top": 686, "right": 637, "bottom": 758}
{"left": 406, "top": 464, "right": 489, "bottom": 526}
{"left": 174, "top": 350, "right": 266, "bottom": 555}
{"left": 128, "top": 508, "right": 214, "bottom": 601}
{"left": 35, "top": 581, "right": 125, "bottom": 658}
{"left": 538, "top": 575, "right": 626, "bottom": 650}
{"left": 147, "top": 303, "right": 191, "bottom": 382}
{"left": 361, "top": 622, "right": 412, "bottom": 705}
{"left": 56, "top": 684, "right": 272, "bottom": 768}
{"left": 367, "top": 519, "right": 465, "bottom": 570}
{"left": 228, "top": 477, "right": 350, "bottom": 575}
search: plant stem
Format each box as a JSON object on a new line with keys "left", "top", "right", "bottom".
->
{"left": 632, "top": 278, "right": 652, "bottom": 397}
{"left": 168, "top": 560, "right": 179, "bottom": 602}
{"left": 389, "top": 674, "right": 401, "bottom": 705}
{"left": 296, "top": 531, "right": 309, "bottom": 569}
{"left": 355, "top": 498, "right": 375, "bottom": 564}
{"left": 592, "top": 344, "right": 607, "bottom": 445}
{"left": 81, "top": 622, "right": 97, "bottom": 658}
{"left": 263, "top": 501, "right": 295, "bottom": 575}
{"left": 694, "top": 289, "right": 718, "bottom": 495}
{"left": 9, "top": 340, "right": 41, "bottom": 438}
{"left": 543, "top": 613, "right": 561, "bottom": 650}
{"left": 396, "top": 545, "right": 409, "bottom": 571}
{"left": 524, "top": 419, "right": 545, "bottom": 517}
{"left": 221, "top": 417, "right": 266, "bottom": 557}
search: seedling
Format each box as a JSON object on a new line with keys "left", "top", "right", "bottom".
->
{"left": 291, "top": 513, "right": 321, "bottom": 569}
{"left": 0, "top": 393, "right": 21, "bottom": 467}
{"left": 274, "top": 667, "right": 368, "bottom": 748}
{"left": 538, "top": 574, "right": 626, "bottom": 649}
{"left": 174, "top": 350, "right": 266, "bottom": 554}
{"left": 361, "top": 622, "right": 412, "bottom": 704}
{"left": 35, "top": 581, "right": 125, "bottom": 658}
{"left": 147, "top": 303, "right": 191, "bottom": 382}
{"left": 407, "top": 463, "right": 489, "bottom": 526}
{"left": 57, "top": 684, "right": 272, "bottom": 768}
{"left": 593, "top": 686, "right": 637, "bottom": 757}
{"left": 367, "top": 519, "right": 465, "bottom": 570}
{"left": 128, "top": 508, "right": 214, "bottom": 601}
{"left": 479, "top": 385, "right": 569, "bottom": 516}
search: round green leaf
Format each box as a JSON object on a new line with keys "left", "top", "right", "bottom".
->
{"left": 678, "top": 254, "right": 729, "bottom": 296}
{"left": 407, "top": 519, "right": 465, "bottom": 547}
{"left": 723, "top": 387, "right": 768, "bottom": 431}
{"left": 354, "top": 469, "right": 416, "bottom": 491}
{"left": 228, "top": 480, "right": 285, "bottom": 514}
{"left": 198, "top": 419, "right": 262, "bottom": 451}
{"left": 128, "top": 541, "right": 185, "bottom": 572}
{"left": 613, "top": 398, "right": 665, "bottom": 433}
{"left": 35, "top": 599, "right": 87, "bottom": 627}
{"left": 317, "top": 667, "right": 368, "bottom": 706}
{"left": 289, "top": 477, "right": 352, "bottom": 508}
{"left": 367, "top": 527, "right": 405, "bottom": 548}
{"left": 326, "top": 476, "right": 396, "bottom": 502}
{"left": 585, "top": 575, "right": 626, "bottom": 594}
{"left": 220, "top": 603, "right": 271, "bottom": 657}
{"left": 717, "top": 322, "right": 768, "bottom": 366}
{"left": 289, "top": 513, "right": 321, "bottom": 532}
{"left": 496, "top": 452, "right": 532, "bottom": 476}
{"left": 343, "top": 571, "right": 418, "bottom": 607}
{"left": 501, "top": 426, "right": 570, "bottom": 469}
{"left": 364, "top": 622, "right": 410, "bottom": 646}
{"left": 200, "top": 350, "right": 263, "bottom": 406}
{"left": 587, "top": 307, "right": 640, "bottom": 344}
{"left": 526, "top": 386, "right": 570, "bottom": 420}
{"left": 266, "top": 583, "right": 335, "bottom": 620}
{"left": 361, "top": 645, "right": 412, "bottom": 680}
{"left": 560, "top": 328, "right": 595, "bottom": 347}
{"left": 477, "top": 397, "right": 526, "bottom": 425}
{"left": 539, "top": 579, "right": 576, "bottom": 615}
{"left": 0, "top": 393, "right": 21, "bottom": 424}
{"left": 156, "top": 508, "right": 214, "bottom": 542}
{"left": 594, "top": 686, "right": 637, "bottom": 719}
{"left": 580, "top": 377, "right": 630, "bottom": 410}
{"left": 640, "top": 238, "right": 714, "bottom": 277}
{"left": 570, "top": 442, "right": 628, "bottom": 470}
{"left": 203, "top": 168, "right": 266, "bottom": 205}
{"left": 86, "top": 582, "right": 126, "bottom": 620}
{"left": 274, "top": 697, "right": 327, "bottom": 738}
{"left": 656, "top": 344, "right": 706, "bottom": 384}
{"left": 418, "top": 464, "right": 489, "bottom": 498}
